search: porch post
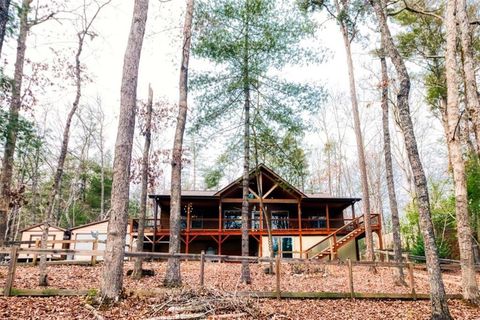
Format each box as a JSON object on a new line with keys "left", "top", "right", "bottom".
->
{"left": 152, "top": 198, "right": 158, "bottom": 252}
{"left": 218, "top": 200, "right": 222, "bottom": 231}
{"left": 297, "top": 200, "right": 303, "bottom": 258}
{"left": 326, "top": 204, "right": 330, "bottom": 231}
{"left": 351, "top": 202, "right": 355, "bottom": 219}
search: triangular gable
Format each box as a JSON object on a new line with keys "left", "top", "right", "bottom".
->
{"left": 214, "top": 164, "right": 306, "bottom": 199}
{"left": 70, "top": 219, "right": 109, "bottom": 231}
{"left": 20, "top": 223, "right": 66, "bottom": 233}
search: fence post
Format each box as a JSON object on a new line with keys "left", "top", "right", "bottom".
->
{"left": 347, "top": 258, "right": 354, "bottom": 299}
{"left": 329, "top": 238, "right": 333, "bottom": 260}
{"left": 32, "top": 239, "right": 40, "bottom": 266}
{"left": 275, "top": 255, "right": 281, "bottom": 299}
{"left": 200, "top": 250, "right": 205, "bottom": 288}
{"left": 408, "top": 262, "right": 416, "bottom": 300}
{"left": 4, "top": 246, "right": 19, "bottom": 296}
{"left": 91, "top": 240, "right": 98, "bottom": 266}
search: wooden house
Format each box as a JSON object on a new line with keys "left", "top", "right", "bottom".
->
{"left": 130, "top": 164, "right": 382, "bottom": 260}
{"left": 69, "top": 220, "right": 109, "bottom": 261}
{"left": 19, "top": 224, "right": 66, "bottom": 260}
{"left": 70, "top": 220, "right": 131, "bottom": 261}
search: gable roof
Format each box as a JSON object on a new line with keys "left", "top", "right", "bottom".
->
{"left": 214, "top": 164, "right": 307, "bottom": 198}
{"left": 70, "top": 219, "right": 109, "bottom": 231}
{"left": 149, "top": 164, "right": 361, "bottom": 204}
{"left": 20, "top": 223, "right": 66, "bottom": 233}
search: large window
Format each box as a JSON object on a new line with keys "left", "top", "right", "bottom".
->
{"left": 273, "top": 236, "right": 293, "bottom": 258}
{"left": 223, "top": 210, "right": 242, "bottom": 229}
{"left": 271, "top": 211, "right": 289, "bottom": 229}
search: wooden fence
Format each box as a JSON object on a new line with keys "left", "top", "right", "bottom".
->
{"left": 0, "top": 245, "right": 467, "bottom": 300}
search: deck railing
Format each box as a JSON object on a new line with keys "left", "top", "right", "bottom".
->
{"left": 130, "top": 214, "right": 381, "bottom": 233}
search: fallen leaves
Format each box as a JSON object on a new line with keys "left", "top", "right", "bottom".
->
{"left": 0, "top": 261, "right": 478, "bottom": 319}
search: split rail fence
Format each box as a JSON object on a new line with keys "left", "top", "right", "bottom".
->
{"left": 0, "top": 245, "right": 469, "bottom": 300}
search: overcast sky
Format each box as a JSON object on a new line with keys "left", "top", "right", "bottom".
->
{"left": 1, "top": 0, "right": 448, "bottom": 206}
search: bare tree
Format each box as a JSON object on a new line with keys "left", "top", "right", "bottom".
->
{"left": 92, "top": 98, "right": 108, "bottom": 220}
{"left": 164, "top": 0, "right": 194, "bottom": 287}
{"left": 132, "top": 85, "right": 153, "bottom": 279}
{"left": 379, "top": 38, "right": 405, "bottom": 285}
{"left": 444, "top": 0, "right": 479, "bottom": 305}
{"left": 38, "top": 0, "right": 111, "bottom": 286}
{"left": 332, "top": 0, "right": 374, "bottom": 260}
{"left": 100, "top": 0, "right": 149, "bottom": 302}
{"left": 371, "top": 1, "right": 452, "bottom": 318}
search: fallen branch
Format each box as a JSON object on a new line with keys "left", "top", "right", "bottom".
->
{"left": 84, "top": 304, "right": 105, "bottom": 320}
{"left": 209, "top": 313, "right": 247, "bottom": 319}
{"left": 167, "top": 305, "right": 207, "bottom": 314}
{"left": 145, "top": 313, "right": 206, "bottom": 320}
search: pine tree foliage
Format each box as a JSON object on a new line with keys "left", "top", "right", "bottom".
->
{"left": 190, "top": 0, "right": 324, "bottom": 180}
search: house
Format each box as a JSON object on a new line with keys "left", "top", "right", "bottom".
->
{"left": 70, "top": 220, "right": 132, "bottom": 261}
{"left": 129, "top": 164, "right": 383, "bottom": 260}
{"left": 19, "top": 220, "right": 132, "bottom": 261}
{"left": 69, "top": 220, "right": 109, "bottom": 261}
{"left": 19, "top": 224, "right": 66, "bottom": 260}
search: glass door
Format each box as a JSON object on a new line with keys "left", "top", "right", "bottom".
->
{"left": 273, "top": 236, "right": 294, "bottom": 258}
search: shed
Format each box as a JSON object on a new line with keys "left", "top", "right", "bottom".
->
{"left": 19, "top": 224, "right": 66, "bottom": 260}
{"left": 70, "top": 220, "right": 131, "bottom": 261}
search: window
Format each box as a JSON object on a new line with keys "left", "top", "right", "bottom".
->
{"left": 223, "top": 210, "right": 242, "bottom": 229}
{"left": 251, "top": 210, "right": 260, "bottom": 229}
{"left": 29, "top": 234, "right": 55, "bottom": 248}
{"left": 273, "top": 236, "right": 293, "bottom": 258}
{"left": 309, "top": 216, "right": 326, "bottom": 229}
{"left": 272, "top": 211, "right": 289, "bottom": 229}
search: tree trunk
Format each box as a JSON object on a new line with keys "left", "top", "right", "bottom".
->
{"left": 456, "top": 0, "right": 480, "bottom": 155}
{"left": 252, "top": 127, "right": 274, "bottom": 273}
{"left": 371, "top": 1, "right": 452, "bottom": 319}
{"left": 39, "top": 1, "right": 108, "bottom": 285}
{"left": 99, "top": 118, "right": 106, "bottom": 219}
{"left": 380, "top": 42, "right": 405, "bottom": 285}
{"left": 0, "top": 0, "right": 31, "bottom": 249}
{"left": 133, "top": 85, "right": 153, "bottom": 280}
{"left": 39, "top": 29, "right": 85, "bottom": 287}
{"left": 240, "top": 2, "right": 251, "bottom": 284}
{"left": 334, "top": 0, "right": 374, "bottom": 261}
{"left": 0, "top": 0, "right": 10, "bottom": 57}
{"left": 100, "top": 0, "right": 149, "bottom": 302}
{"left": 444, "top": 0, "right": 479, "bottom": 305}
{"left": 164, "top": 0, "right": 194, "bottom": 287}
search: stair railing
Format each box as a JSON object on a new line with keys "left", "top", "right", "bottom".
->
{"left": 304, "top": 215, "right": 366, "bottom": 259}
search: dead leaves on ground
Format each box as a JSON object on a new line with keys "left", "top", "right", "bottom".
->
{"left": 0, "top": 261, "right": 479, "bottom": 319}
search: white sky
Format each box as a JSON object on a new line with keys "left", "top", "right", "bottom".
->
{"left": 1, "top": 0, "right": 449, "bottom": 211}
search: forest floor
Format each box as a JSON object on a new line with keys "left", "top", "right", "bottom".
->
{"left": 0, "top": 261, "right": 479, "bottom": 319}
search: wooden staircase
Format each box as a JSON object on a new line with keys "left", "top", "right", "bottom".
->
{"left": 305, "top": 215, "right": 368, "bottom": 260}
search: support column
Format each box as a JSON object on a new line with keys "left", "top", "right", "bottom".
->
{"left": 152, "top": 198, "right": 158, "bottom": 252}
{"left": 355, "top": 238, "right": 360, "bottom": 261}
{"left": 326, "top": 204, "right": 330, "bottom": 231}
{"left": 218, "top": 235, "right": 222, "bottom": 255}
{"left": 218, "top": 200, "right": 222, "bottom": 231}
{"left": 259, "top": 234, "right": 263, "bottom": 257}
{"left": 351, "top": 202, "right": 355, "bottom": 219}
{"left": 187, "top": 202, "right": 191, "bottom": 232}
{"left": 297, "top": 200, "right": 303, "bottom": 258}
